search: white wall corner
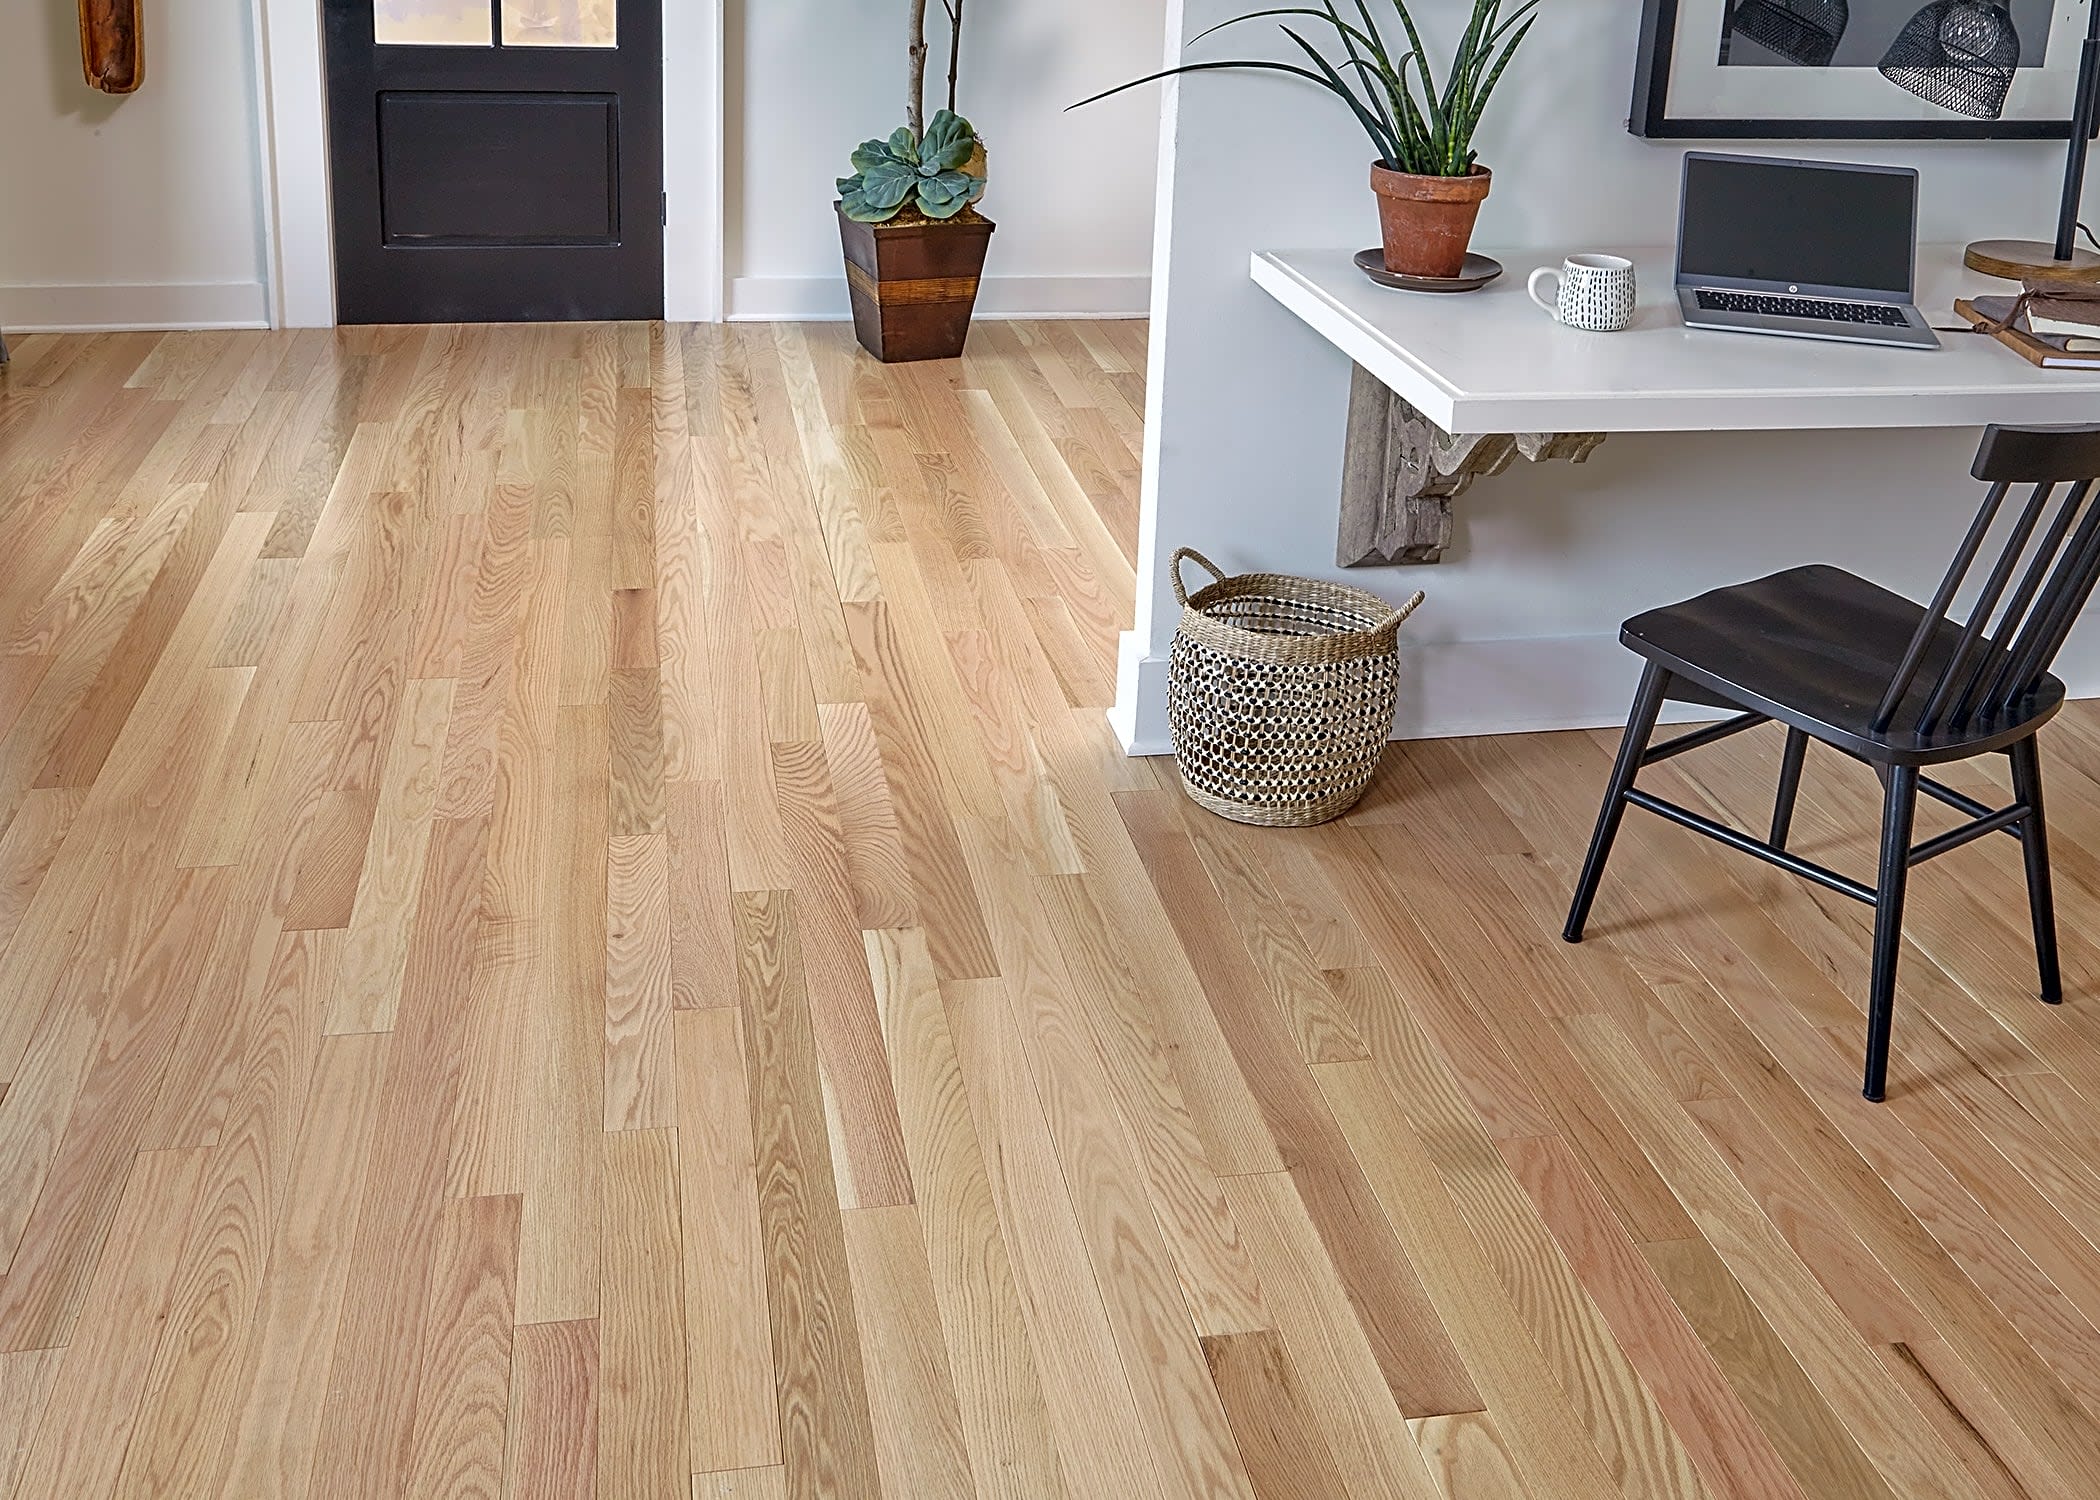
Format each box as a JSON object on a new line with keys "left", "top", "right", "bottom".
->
{"left": 247, "top": 0, "right": 281, "bottom": 326}
{"left": 1109, "top": 631, "right": 1174, "bottom": 755}
{"left": 1114, "top": 0, "right": 1187, "bottom": 738}
{"left": 663, "top": 0, "right": 727, "bottom": 322}
{"left": 257, "top": 0, "right": 336, "bottom": 327}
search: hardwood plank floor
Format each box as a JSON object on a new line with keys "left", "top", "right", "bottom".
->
{"left": 9, "top": 321, "right": 2100, "bottom": 1498}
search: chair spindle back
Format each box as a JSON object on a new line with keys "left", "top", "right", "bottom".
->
{"left": 1872, "top": 425, "right": 2100, "bottom": 737}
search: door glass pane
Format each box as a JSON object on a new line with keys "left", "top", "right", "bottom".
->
{"left": 375, "top": 0, "right": 493, "bottom": 46}
{"left": 502, "top": 0, "right": 616, "bottom": 48}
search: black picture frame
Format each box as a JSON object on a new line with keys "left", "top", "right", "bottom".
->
{"left": 1631, "top": 0, "right": 2086, "bottom": 139}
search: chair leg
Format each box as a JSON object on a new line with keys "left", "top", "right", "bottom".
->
{"left": 1862, "top": 765, "right": 1919, "bottom": 1103}
{"left": 2010, "top": 736, "right": 2064, "bottom": 1004}
{"left": 1770, "top": 728, "right": 1809, "bottom": 850}
{"left": 1564, "top": 663, "right": 1671, "bottom": 944}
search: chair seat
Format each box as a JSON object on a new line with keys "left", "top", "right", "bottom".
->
{"left": 1623, "top": 564, "right": 2065, "bottom": 765}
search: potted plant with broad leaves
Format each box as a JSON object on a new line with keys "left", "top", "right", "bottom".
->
{"left": 837, "top": 0, "right": 994, "bottom": 362}
{"left": 1076, "top": 1, "right": 1537, "bottom": 280}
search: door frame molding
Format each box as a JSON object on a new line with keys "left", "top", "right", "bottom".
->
{"left": 254, "top": 0, "right": 723, "bottom": 326}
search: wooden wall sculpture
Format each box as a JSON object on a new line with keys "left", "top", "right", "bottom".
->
{"left": 79, "top": 0, "right": 144, "bottom": 94}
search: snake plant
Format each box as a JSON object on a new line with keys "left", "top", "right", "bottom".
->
{"left": 1074, "top": 0, "right": 1538, "bottom": 178}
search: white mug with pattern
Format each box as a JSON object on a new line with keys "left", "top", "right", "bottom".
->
{"left": 1528, "top": 254, "right": 1636, "bottom": 332}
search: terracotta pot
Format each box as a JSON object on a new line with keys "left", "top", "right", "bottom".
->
{"left": 1370, "top": 164, "right": 1491, "bottom": 279}
{"left": 837, "top": 204, "right": 996, "bottom": 363}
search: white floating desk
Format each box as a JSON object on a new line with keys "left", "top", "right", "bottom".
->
{"left": 1253, "top": 247, "right": 2100, "bottom": 437}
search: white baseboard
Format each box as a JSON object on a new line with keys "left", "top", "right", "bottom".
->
{"left": 0, "top": 281, "right": 271, "bottom": 333}
{"left": 1110, "top": 632, "right": 1721, "bottom": 757}
{"left": 728, "top": 273, "right": 1150, "bottom": 323}
{"left": 1115, "top": 626, "right": 2100, "bottom": 757}
{"left": 1109, "top": 632, "right": 1174, "bottom": 755}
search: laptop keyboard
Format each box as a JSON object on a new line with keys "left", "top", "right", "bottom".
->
{"left": 1694, "top": 289, "right": 1908, "bottom": 327}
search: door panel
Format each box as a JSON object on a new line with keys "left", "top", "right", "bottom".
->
{"left": 378, "top": 92, "right": 619, "bottom": 243}
{"left": 325, "top": 0, "right": 662, "bottom": 323}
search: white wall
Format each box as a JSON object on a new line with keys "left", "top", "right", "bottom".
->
{"left": 7, "top": 0, "right": 1159, "bottom": 331}
{"left": 1113, "top": 0, "right": 2092, "bottom": 752}
{"left": 0, "top": 0, "right": 271, "bottom": 331}
{"left": 725, "top": 0, "right": 1167, "bottom": 320}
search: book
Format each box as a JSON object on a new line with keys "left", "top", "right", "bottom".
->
{"left": 2025, "top": 315, "right": 2100, "bottom": 349}
{"left": 1956, "top": 298, "right": 2100, "bottom": 369}
{"left": 2021, "top": 286, "right": 2100, "bottom": 346}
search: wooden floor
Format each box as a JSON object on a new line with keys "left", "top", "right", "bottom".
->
{"left": 7, "top": 324, "right": 2100, "bottom": 1500}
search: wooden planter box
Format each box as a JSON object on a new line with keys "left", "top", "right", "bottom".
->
{"left": 837, "top": 205, "right": 996, "bottom": 363}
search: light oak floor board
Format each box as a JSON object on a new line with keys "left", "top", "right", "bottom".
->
{"left": 15, "top": 324, "right": 2100, "bottom": 1498}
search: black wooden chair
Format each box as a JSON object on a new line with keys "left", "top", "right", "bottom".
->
{"left": 1564, "top": 424, "right": 2100, "bottom": 1101}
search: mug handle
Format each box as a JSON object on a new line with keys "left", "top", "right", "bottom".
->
{"left": 1527, "top": 266, "right": 1562, "bottom": 317}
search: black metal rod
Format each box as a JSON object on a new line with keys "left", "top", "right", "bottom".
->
{"left": 1908, "top": 803, "right": 2031, "bottom": 865}
{"left": 1565, "top": 664, "right": 1672, "bottom": 944}
{"left": 1914, "top": 776, "right": 2023, "bottom": 846}
{"left": 1916, "top": 774, "right": 1995, "bottom": 821}
{"left": 1640, "top": 711, "right": 1769, "bottom": 766}
{"left": 1875, "top": 482, "right": 2009, "bottom": 733}
{"left": 2011, "top": 737, "right": 2064, "bottom": 1002}
{"left": 1924, "top": 483, "right": 2055, "bottom": 733}
{"left": 1771, "top": 727, "right": 1809, "bottom": 849}
{"left": 2005, "top": 499, "right": 2100, "bottom": 701}
{"left": 1977, "top": 480, "right": 2091, "bottom": 716}
{"left": 1855, "top": 763, "right": 2017, "bottom": 834}
{"left": 1864, "top": 766, "right": 1920, "bottom": 1103}
{"left": 1625, "top": 788, "right": 1881, "bottom": 905}
{"left": 2056, "top": 0, "right": 2100, "bottom": 263}
{"left": 1916, "top": 774, "right": 2025, "bottom": 843}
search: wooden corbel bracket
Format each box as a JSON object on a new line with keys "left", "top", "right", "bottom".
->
{"left": 1338, "top": 364, "right": 1604, "bottom": 565}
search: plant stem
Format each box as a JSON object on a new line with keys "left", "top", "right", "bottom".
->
{"left": 946, "top": 0, "right": 963, "bottom": 113}
{"left": 908, "top": 0, "right": 929, "bottom": 137}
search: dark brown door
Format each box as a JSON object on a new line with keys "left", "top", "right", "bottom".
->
{"left": 323, "top": 0, "right": 663, "bottom": 323}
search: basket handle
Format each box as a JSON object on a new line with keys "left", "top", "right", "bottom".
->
{"left": 1384, "top": 589, "right": 1427, "bottom": 631}
{"left": 1169, "top": 547, "right": 1227, "bottom": 606}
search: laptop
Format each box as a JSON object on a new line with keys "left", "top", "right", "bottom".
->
{"left": 1676, "top": 152, "right": 1938, "bottom": 350}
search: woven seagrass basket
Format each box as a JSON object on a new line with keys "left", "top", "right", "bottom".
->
{"left": 1167, "top": 548, "right": 1423, "bottom": 827}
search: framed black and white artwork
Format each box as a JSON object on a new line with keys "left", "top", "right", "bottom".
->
{"left": 1632, "top": 0, "right": 2096, "bottom": 138}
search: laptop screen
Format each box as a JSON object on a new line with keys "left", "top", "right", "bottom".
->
{"left": 1679, "top": 155, "right": 1916, "bottom": 295}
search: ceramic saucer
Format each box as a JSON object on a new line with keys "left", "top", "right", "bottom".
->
{"left": 1354, "top": 248, "right": 1503, "bottom": 293}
